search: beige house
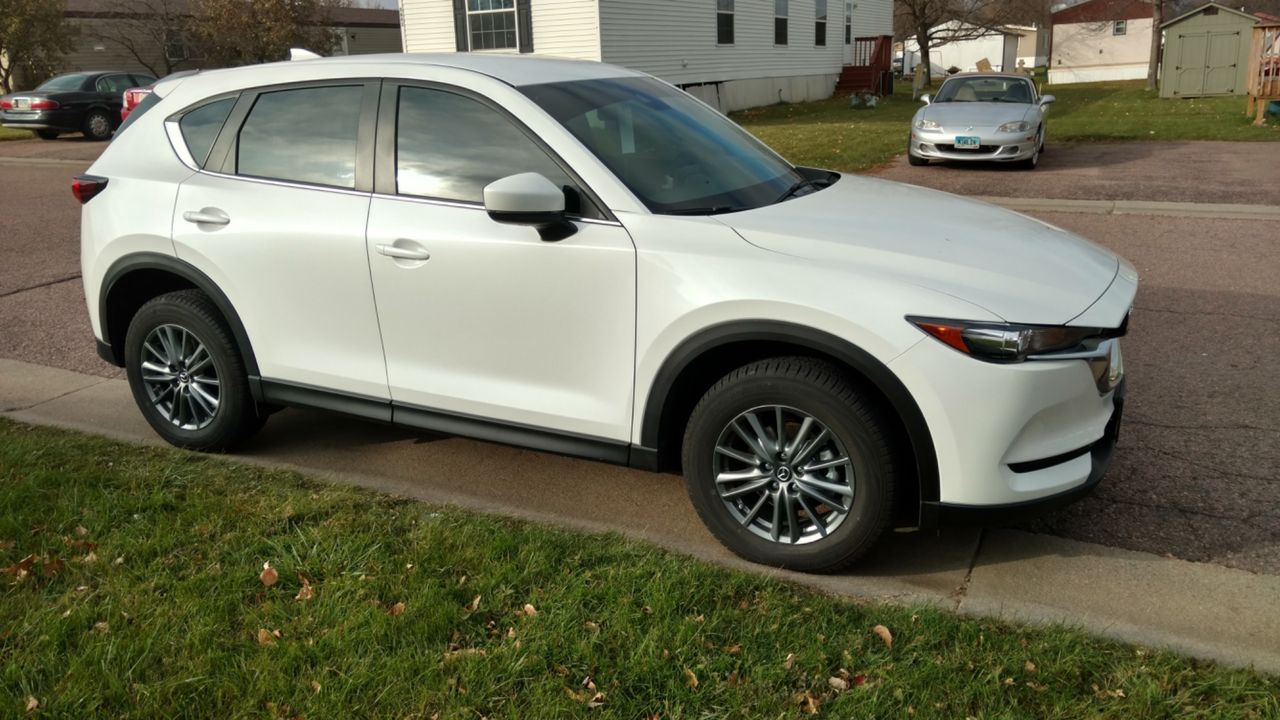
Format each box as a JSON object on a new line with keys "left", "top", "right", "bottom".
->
{"left": 1049, "top": 0, "right": 1155, "bottom": 84}
{"left": 55, "top": 0, "right": 402, "bottom": 79}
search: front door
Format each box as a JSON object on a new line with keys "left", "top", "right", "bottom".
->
{"left": 365, "top": 82, "right": 637, "bottom": 443}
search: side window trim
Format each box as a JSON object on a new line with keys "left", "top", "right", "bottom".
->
{"left": 166, "top": 92, "right": 241, "bottom": 169}
{"left": 372, "top": 79, "right": 612, "bottom": 222}
{"left": 207, "top": 79, "right": 381, "bottom": 193}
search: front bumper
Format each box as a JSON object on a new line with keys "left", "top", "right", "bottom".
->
{"left": 910, "top": 130, "right": 1038, "bottom": 162}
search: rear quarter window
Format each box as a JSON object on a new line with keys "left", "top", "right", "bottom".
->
{"left": 178, "top": 97, "right": 236, "bottom": 167}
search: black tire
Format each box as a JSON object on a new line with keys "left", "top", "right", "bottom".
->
{"left": 681, "top": 358, "right": 896, "bottom": 573}
{"left": 81, "top": 109, "right": 114, "bottom": 141}
{"left": 907, "top": 150, "right": 928, "bottom": 166}
{"left": 35, "top": 129, "right": 60, "bottom": 140}
{"left": 1017, "top": 129, "right": 1043, "bottom": 170}
{"left": 124, "top": 290, "right": 266, "bottom": 451}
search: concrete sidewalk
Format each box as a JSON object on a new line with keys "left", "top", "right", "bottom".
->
{"left": 2, "top": 357, "right": 1278, "bottom": 674}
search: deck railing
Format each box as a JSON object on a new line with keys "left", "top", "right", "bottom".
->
{"left": 1246, "top": 24, "right": 1280, "bottom": 125}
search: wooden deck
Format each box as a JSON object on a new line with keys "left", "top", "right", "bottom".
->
{"left": 1246, "top": 24, "right": 1280, "bottom": 125}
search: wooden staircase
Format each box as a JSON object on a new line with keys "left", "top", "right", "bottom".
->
{"left": 836, "top": 35, "right": 893, "bottom": 95}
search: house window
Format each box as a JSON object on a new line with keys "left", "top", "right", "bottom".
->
{"left": 717, "top": 0, "right": 734, "bottom": 45}
{"left": 468, "top": 0, "right": 518, "bottom": 51}
{"left": 775, "top": 0, "right": 788, "bottom": 45}
{"left": 1113, "top": 20, "right": 1127, "bottom": 36}
{"left": 845, "top": 2, "right": 852, "bottom": 44}
{"left": 815, "top": 0, "right": 827, "bottom": 46}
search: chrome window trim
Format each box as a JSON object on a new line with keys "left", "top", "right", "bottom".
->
{"left": 369, "top": 191, "right": 624, "bottom": 227}
{"left": 195, "top": 168, "right": 372, "bottom": 198}
{"left": 164, "top": 119, "right": 199, "bottom": 171}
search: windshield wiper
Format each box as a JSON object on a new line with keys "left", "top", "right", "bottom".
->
{"left": 775, "top": 178, "right": 820, "bottom": 204}
{"left": 662, "top": 206, "right": 740, "bottom": 215}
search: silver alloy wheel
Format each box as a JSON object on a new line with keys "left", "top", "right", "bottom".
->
{"left": 87, "top": 112, "right": 111, "bottom": 138}
{"left": 712, "top": 405, "right": 856, "bottom": 545}
{"left": 140, "top": 323, "right": 221, "bottom": 430}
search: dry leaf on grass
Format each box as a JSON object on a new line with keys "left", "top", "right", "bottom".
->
{"left": 872, "top": 624, "right": 893, "bottom": 649}
{"left": 442, "top": 647, "right": 486, "bottom": 661}
{"left": 256, "top": 628, "right": 276, "bottom": 645}
{"left": 684, "top": 667, "right": 699, "bottom": 690}
{"left": 388, "top": 601, "right": 406, "bottom": 617}
{"left": 723, "top": 643, "right": 742, "bottom": 655}
{"left": 521, "top": 603, "right": 538, "bottom": 617}
{"left": 1024, "top": 660, "right": 1037, "bottom": 673}
{"left": 25, "top": 696, "right": 38, "bottom": 713}
{"left": 295, "top": 575, "right": 315, "bottom": 602}
{"left": 783, "top": 652, "right": 796, "bottom": 670}
{"left": 829, "top": 676, "right": 850, "bottom": 691}
{"left": 74, "top": 525, "right": 89, "bottom": 537}
{"left": 92, "top": 621, "right": 109, "bottom": 635}
{"left": 259, "top": 562, "right": 278, "bottom": 588}
{"left": 794, "top": 691, "right": 821, "bottom": 714}
{"left": 464, "top": 594, "right": 481, "bottom": 613}
{"left": 584, "top": 621, "right": 601, "bottom": 634}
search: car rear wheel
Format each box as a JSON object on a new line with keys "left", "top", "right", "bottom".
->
{"left": 681, "top": 358, "right": 896, "bottom": 572}
{"left": 124, "top": 290, "right": 266, "bottom": 451}
{"left": 82, "top": 109, "right": 114, "bottom": 141}
{"left": 35, "top": 129, "right": 60, "bottom": 140}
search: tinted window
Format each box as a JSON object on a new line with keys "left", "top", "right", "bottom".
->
{"left": 237, "top": 85, "right": 363, "bottom": 188}
{"left": 522, "top": 77, "right": 803, "bottom": 215}
{"left": 36, "top": 73, "right": 91, "bottom": 92}
{"left": 129, "top": 74, "right": 157, "bottom": 87}
{"left": 395, "top": 86, "right": 571, "bottom": 204}
{"left": 96, "top": 74, "right": 135, "bottom": 94}
{"left": 180, "top": 97, "right": 235, "bottom": 167}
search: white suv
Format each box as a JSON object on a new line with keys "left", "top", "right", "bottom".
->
{"left": 79, "top": 54, "right": 1135, "bottom": 571}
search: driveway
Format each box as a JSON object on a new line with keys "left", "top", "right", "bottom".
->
{"left": 874, "top": 140, "right": 1280, "bottom": 206}
{"left": 1, "top": 138, "right": 1277, "bottom": 575}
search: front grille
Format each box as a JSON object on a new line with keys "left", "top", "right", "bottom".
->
{"left": 936, "top": 143, "right": 998, "bottom": 153}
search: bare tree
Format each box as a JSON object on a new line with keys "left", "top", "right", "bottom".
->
{"left": 0, "top": 0, "right": 77, "bottom": 93}
{"left": 190, "top": 0, "right": 346, "bottom": 67}
{"left": 83, "top": 0, "right": 192, "bottom": 77}
{"left": 896, "top": 0, "right": 1022, "bottom": 86}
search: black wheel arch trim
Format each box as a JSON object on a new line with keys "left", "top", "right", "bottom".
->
{"left": 639, "top": 320, "right": 941, "bottom": 512}
{"left": 98, "top": 252, "right": 260, "bottom": 380}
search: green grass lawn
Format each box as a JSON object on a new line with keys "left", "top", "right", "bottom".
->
{"left": 0, "top": 127, "right": 33, "bottom": 141}
{"left": 1, "top": 420, "right": 1276, "bottom": 718}
{"left": 734, "top": 79, "right": 1280, "bottom": 173}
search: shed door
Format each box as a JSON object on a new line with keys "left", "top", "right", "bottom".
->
{"left": 1204, "top": 31, "right": 1242, "bottom": 94}
{"left": 1174, "top": 32, "right": 1208, "bottom": 96}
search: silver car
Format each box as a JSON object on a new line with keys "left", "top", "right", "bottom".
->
{"left": 908, "top": 73, "right": 1055, "bottom": 170}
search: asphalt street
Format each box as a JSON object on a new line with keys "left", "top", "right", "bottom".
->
{"left": 1, "top": 137, "right": 1277, "bottom": 575}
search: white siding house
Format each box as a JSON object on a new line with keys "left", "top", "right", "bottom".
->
{"left": 900, "top": 22, "right": 1026, "bottom": 75}
{"left": 399, "top": 0, "right": 893, "bottom": 111}
{"left": 1049, "top": 0, "right": 1155, "bottom": 84}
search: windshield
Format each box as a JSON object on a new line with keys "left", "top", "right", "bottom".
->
{"left": 934, "top": 76, "right": 1034, "bottom": 104}
{"left": 521, "top": 76, "right": 805, "bottom": 215}
{"left": 36, "top": 73, "right": 92, "bottom": 92}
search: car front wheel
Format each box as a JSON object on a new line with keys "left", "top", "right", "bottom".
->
{"left": 124, "top": 290, "right": 265, "bottom": 451}
{"left": 682, "top": 358, "right": 896, "bottom": 572}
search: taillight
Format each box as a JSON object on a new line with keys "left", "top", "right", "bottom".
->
{"left": 30, "top": 99, "right": 59, "bottom": 110}
{"left": 0, "top": 99, "right": 11, "bottom": 109}
{"left": 72, "top": 175, "right": 109, "bottom": 204}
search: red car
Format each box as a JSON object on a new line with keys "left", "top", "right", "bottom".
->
{"left": 121, "top": 85, "right": 154, "bottom": 121}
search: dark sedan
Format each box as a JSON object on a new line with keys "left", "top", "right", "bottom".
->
{"left": 1, "top": 70, "right": 156, "bottom": 141}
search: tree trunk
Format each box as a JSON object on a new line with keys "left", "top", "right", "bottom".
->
{"left": 1146, "top": 0, "right": 1162, "bottom": 91}
{"left": 917, "top": 23, "right": 931, "bottom": 87}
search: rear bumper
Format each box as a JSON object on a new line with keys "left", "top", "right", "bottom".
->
{"left": 2, "top": 109, "right": 82, "bottom": 132}
{"left": 923, "top": 378, "right": 1124, "bottom": 526}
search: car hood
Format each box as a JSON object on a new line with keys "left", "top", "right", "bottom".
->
{"left": 921, "top": 102, "right": 1033, "bottom": 128}
{"left": 718, "top": 175, "right": 1119, "bottom": 325}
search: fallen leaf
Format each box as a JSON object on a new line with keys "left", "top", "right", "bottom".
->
{"left": 388, "top": 601, "right": 406, "bottom": 616}
{"left": 795, "top": 691, "right": 821, "bottom": 714}
{"left": 506, "top": 627, "right": 516, "bottom": 639}
{"left": 587, "top": 692, "right": 606, "bottom": 708}
{"left": 295, "top": 575, "right": 315, "bottom": 602}
{"left": 92, "top": 621, "right": 109, "bottom": 634}
{"left": 641, "top": 605, "right": 653, "bottom": 615}
{"left": 684, "top": 667, "right": 699, "bottom": 690}
{"left": 81, "top": 552, "right": 98, "bottom": 564}
{"left": 442, "top": 647, "right": 486, "bottom": 661}
{"left": 464, "top": 594, "right": 481, "bottom": 613}
{"left": 522, "top": 603, "right": 538, "bottom": 617}
{"left": 75, "top": 525, "right": 89, "bottom": 537}
{"left": 726, "top": 670, "right": 740, "bottom": 686}
{"left": 829, "top": 676, "right": 850, "bottom": 691}
{"left": 1024, "top": 660, "right": 1037, "bottom": 673}
{"left": 42, "top": 556, "right": 66, "bottom": 575}
{"left": 25, "top": 696, "right": 38, "bottom": 712}
{"left": 584, "top": 621, "right": 600, "bottom": 634}
{"left": 260, "top": 562, "right": 278, "bottom": 588}
{"left": 256, "top": 628, "right": 276, "bottom": 645}
{"left": 783, "top": 652, "right": 796, "bottom": 670}
{"left": 724, "top": 643, "right": 742, "bottom": 655}
{"left": 310, "top": 681, "right": 322, "bottom": 694}
{"left": 112, "top": 556, "right": 125, "bottom": 566}
{"left": 853, "top": 674, "right": 867, "bottom": 686}
{"left": 872, "top": 624, "right": 893, "bottom": 649}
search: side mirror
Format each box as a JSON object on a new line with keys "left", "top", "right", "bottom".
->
{"left": 1039, "top": 94, "right": 1056, "bottom": 106}
{"left": 483, "top": 172, "right": 577, "bottom": 241}
{"left": 920, "top": 93, "right": 931, "bottom": 105}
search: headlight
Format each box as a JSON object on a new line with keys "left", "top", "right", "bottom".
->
{"left": 906, "top": 316, "right": 1126, "bottom": 364}
{"left": 997, "top": 120, "right": 1031, "bottom": 133}
{"left": 914, "top": 117, "right": 941, "bottom": 131}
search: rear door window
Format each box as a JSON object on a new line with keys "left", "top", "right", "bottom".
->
{"left": 179, "top": 97, "right": 235, "bottom": 167}
{"left": 96, "top": 74, "right": 135, "bottom": 94}
{"left": 236, "top": 85, "right": 363, "bottom": 188}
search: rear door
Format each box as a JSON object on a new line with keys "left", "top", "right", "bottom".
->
{"left": 171, "top": 81, "right": 391, "bottom": 409}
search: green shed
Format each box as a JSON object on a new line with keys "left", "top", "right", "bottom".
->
{"left": 1160, "top": 2, "right": 1261, "bottom": 98}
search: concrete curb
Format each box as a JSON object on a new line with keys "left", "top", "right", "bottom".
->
{"left": 979, "top": 195, "right": 1280, "bottom": 221}
{"left": 0, "top": 156, "right": 94, "bottom": 168}
{"left": 2, "top": 357, "right": 1277, "bottom": 675}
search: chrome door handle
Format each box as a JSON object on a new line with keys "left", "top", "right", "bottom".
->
{"left": 182, "top": 208, "right": 230, "bottom": 226}
{"left": 375, "top": 242, "right": 431, "bottom": 261}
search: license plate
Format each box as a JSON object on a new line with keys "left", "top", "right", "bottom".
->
{"left": 954, "top": 135, "right": 980, "bottom": 149}
{"left": 15, "top": 98, "right": 29, "bottom": 109}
